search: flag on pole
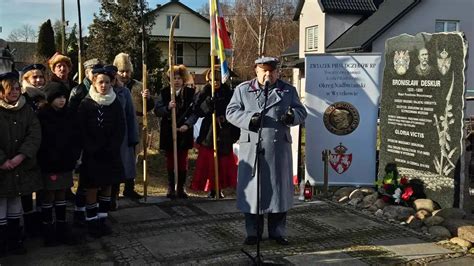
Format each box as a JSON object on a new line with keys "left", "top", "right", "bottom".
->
{"left": 210, "top": 0, "right": 232, "bottom": 83}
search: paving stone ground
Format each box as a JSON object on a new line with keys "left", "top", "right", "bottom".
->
{"left": 0, "top": 196, "right": 473, "bottom": 265}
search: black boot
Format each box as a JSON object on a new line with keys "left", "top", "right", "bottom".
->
{"left": 177, "top": 171, "right": 188, "bottom": 199}
{"left": 166, "top": 171, "right": 176, "bottom": 199}
{"left": 6, "top": 219, "right": 27, "bottom": 255}
{"left": 73, "top": 211, "right": 86, "bottom": 228}
{"left": 23, "top": 212, "right": 42, "bottom": 238}
{"left": 65, "top": 188, "right": 76, "bottom": 203}
{"left": 42, "top": 223, "right": 57, "bottom": 247}
{"left": 0, "top": 224, "right": 6, "bottom": 257}
{"left": 86, "top": 219, "right": 101, "bottom": 238}
{"left": 98, "top": 218, "right": 113, "bottom": 237}
{"left": 56, "top": 221, "right": 80, "bottom": 245}
{"left": 123, "top": 179, "right": 142, "bottom": 199}
{"left": 110, "top": 184, "right": 119, "bottom": 211}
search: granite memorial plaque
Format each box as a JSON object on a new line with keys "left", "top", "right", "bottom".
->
{"left": 379, "top": 32, "right": 467, "bottom": 208}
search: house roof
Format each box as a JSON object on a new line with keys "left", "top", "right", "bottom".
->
{"left": 147, "top": 0, "right": 210, "bottom": 24}
{"left": 281, "top": 41, "right": 299, "bottom": 57}
{"left": 326, "top": 0, "right": 421, "bottom": 52}
{"left": 294, "top": 0, "right": 384, "bottom": 20}
{"left": 8, "top": 41, "right": 36, "bottom": 67}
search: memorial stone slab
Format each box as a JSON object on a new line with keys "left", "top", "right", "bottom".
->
{"left": 193, "top": 200, "right": 239, "bottom": 214}
{"left": 371, "top": 237, "right": 454, "bottom": 260}
{"left": 285, "top": 250, "right": 368, "bottom": 266}
{"left": 139, "top": 231, "right": 210, "bottom": 257}
{"left": 379, "top": 32, "right": 468, "bottom": 208}
{"left": 110, "top": 205, "right": 170, "bottom": 223}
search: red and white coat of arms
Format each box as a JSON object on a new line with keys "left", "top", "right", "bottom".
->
{"left": 329, "top": 143, "right": 352, "bottom": 174}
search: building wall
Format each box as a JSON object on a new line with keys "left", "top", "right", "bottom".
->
{"left": 371, "top": 0, "right": 474, "bottom": 92}
{"left": 298, "top": 0, "right": 325, "bottom": 58}
{"left": 157, "top": 42, "right": 210, "bottom": 72}
{"left": 150, "top": 4, "right": 210, "bottom": 38}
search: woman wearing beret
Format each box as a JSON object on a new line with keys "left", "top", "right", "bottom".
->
{"left": 190, "top": 67, "right": 239, "bottom": 198}
{"left": 154, "top": 65, "right": 198, "bottom": 199}
{"left": 0, "top": 72, "right": 43, "bottom": 256}
{"left": 77, "top": 67, "right": 125, "bottom": 237}
{"left": 37, "top": 82, "right": 81, "bottom": 246}
{"left": 21, "top": 64, "right": 48, "bottom": 113}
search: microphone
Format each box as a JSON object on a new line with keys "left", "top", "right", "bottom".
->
{"left": 264, "top": 78, "right": 270, "bottom": 96}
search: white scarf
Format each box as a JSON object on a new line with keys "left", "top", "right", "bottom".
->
{"left": 89, "top": 85, "right": 116, "bottom": 106}
{"left": 0, "top": 95, "right": 26, "bottom": 111}
{"left": 21, "top": 80, "right": 45, "bottom": 99}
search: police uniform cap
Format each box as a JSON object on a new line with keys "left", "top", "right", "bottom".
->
{"left": 0, "top": 71, "right": 19, "bottom": 82}
{"left": 254, "top": 57, "right": 279, "bottom": 69}
{"left": 21, "top": 64, "right": 46, "bottom": 73}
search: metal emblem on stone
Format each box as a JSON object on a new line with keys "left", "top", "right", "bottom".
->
{"left": 323, "top": 102, "right": 360, "bottom": 135}
{"left": 393, "top": 50, "right": 410, "bottom": 75}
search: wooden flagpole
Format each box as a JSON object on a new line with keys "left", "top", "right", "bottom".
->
{"left": 210, "top": 0, "right": 220, "bottom": 199}
{"left": 169, "top": 15, "right": 180, "bottom": 192}
{"left": 140, "top": 0, "right": 149, "bottom": 201}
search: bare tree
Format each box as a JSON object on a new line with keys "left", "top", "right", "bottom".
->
{"left": 8, "top": 24, "right": 38, "bottom": 42}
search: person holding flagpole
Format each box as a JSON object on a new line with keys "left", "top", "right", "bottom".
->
{"left": 226, "top": 57, "right": 307, "bottom": 246}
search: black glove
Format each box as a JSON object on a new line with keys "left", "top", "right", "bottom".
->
{"left": 280, "top": 107, "right": 295, "bottom": 125}
{"left": 201, "top": 96, "right": 215, "bottom": 114}
{"left": 249, "top": 112, "right": 262, "bottom": 131}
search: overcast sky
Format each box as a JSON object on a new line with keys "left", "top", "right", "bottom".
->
{"left": 0, "top": 0, "right": 209, "bottom": 40}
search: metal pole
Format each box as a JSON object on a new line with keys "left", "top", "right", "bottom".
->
{"left": 322, "top": 149, "right": 329, "bottom": 197}
{"left": 77, "top": 0, "right": 83, "bottom": 81}
{"left": 61, "top": 0, "right": 66, "bottom": 54}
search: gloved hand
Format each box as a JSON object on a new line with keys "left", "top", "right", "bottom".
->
{"left": 249, "top": 112, "right": 262, "bottom": 131}
{"left": 201, "top": 96, "right": 215, "bottom": 114}
{"left": 280, "top": 107, "right": 294, "bottom": 125}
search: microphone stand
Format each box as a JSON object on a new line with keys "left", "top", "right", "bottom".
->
{"left": 242, "top": 80, "right": 271, "bottom": 265}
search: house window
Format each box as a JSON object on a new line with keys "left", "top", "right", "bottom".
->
{"left": 306, "top": 26, "right": 318, "bottom": 51}
{"left": 435, "top": 20, "right": 459, "bottom": 32}
{"left": 175, "top": 43, "right": 184, "bottom": 64}
{"left": 167, "top": 15, "right": 180, "bottom": 29}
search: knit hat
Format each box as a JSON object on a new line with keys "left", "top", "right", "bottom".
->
{"left": 83, "top": 58, "right": 102, "bottom": 69}
{"left": 48, "top": 52, "right": 72, "bottom": 71}
{"left": 113, "top": 53, "right": 133, "bottom": 72}
{"left": 44, "top": 81, "right": 68, "bottom": 103}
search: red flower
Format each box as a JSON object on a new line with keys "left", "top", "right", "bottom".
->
{"left": 400, "top": 177, "right": 408, "bottom": 185}
{"left": 401, "top": 186, "right": 414, "bottom": 201}
{"left": 382, "top": 195, "right": 391, "bottom": 203}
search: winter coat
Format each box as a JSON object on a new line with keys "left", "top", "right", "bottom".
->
{"left": 194, "top": 83, "right": 240, "bottom": 155}
{"left": 22, "top": 83, "right": 47, "bottom": 113}
{"left": 77, "top": 94, "right": 126, "bottom": 187}
{"left": 69, "top": 78, "right": 91, "bottom": 113}
{"left": 37, "top": 105, "right": 81, "bottom": 174}
{"left": 154, "top": 86, "right": 198, "bottom": 151}
{"left": 226, "top": 78, "right": 307, "bottom": 214}
{"left": 115, "top": 86, "right": 139, "bottom": 179}
{"left": 125, "top": 79, "right": 155, "bottom": 122}
{"left": 0, "top": 96, "right": 43, "bottom": 197}
{"left": 50, "top": 76, "right": 78, "bottom": 96}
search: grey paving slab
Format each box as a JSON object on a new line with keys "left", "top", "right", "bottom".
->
{"left": 371, "top": 237, "right": 455, "bottom": 260}
{"left": 285, "top": 250, "right": 368, "bottom": 265}
{"left": 111, "top": 205, "right": 170, "bottom": 223}
{"left": 309, "top": 211, "right": 381, "bottom": 230}
{"left": 429, "top": 256, "right": 474, "bottom": 265}
{"left": 139, "top": 231, "right": 210, "bottom": 257}
{"left": 172, "top": 205, "right": 197, "bottom": 216}
{"left": 193, "top": 200, "right": 239, "bottom": 214}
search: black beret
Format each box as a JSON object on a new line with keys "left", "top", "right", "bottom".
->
{"left": 21, "top": 64, "right": 46, "bottom": 73}
{"left": 254, "top": 56, "right": 279, "bottom": 69}
{"left": 44, "top": 82, "right": 68, "bottom": 103}
{"left": 92, "top": 66, "right": 115, "bottom": 79}
{"left": 103, "top": 64, "right": 118, "bottom": 75}
{"left": 0, "top": 71, "right": 19, "bottom": 82}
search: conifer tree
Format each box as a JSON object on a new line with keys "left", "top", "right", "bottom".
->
{"left": 36, "top": 19, "right": 56, "bottom": 60}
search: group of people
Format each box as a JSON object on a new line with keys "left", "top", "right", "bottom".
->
{"left": 0, "top": 53, "right": 306, "bottom": 257}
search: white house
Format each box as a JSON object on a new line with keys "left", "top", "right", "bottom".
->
{"left": 148, "top": 0, "right": 210, "bottom": 76}
{"left": 288, "top": 0, "right": 474, "bottom": 99}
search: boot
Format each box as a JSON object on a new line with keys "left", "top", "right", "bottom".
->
{"left": 123, "top": 179, "right": 143, "bottom": 199}
{"left": 65, "top": 188, "right": 76, "bottom": 203}
{"left": 86, "top": 219, "right": 102, "bottom": 238}
{"left": 98, "top": 218, "right": 113, "bottom": 237}
{"left": 110, "top": 184, "right": 120, "bottom": 211}
{"left": 6, "top": 219, "right": 27, "bottom": 255}
{"left": 166, "top": 171, "right": 176, "bottom": 199}
{"left": 177, "top": 171, "right": 188, "bottom": 199}
{"left": 42, "top": 223, "right": 57, "bottom": 247}
{"left": 73, "top": 211, "right": 86, "bottom": 228}
{"left": 56, "top": 221, "right": 80, "bottom": 245}
{"left": 0, "top": 224, "right": 6, "bottom": 257}
{"left": 23, "top": 212, "right": 42, "bottom": 238}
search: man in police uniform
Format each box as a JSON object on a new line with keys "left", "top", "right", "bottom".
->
{"left": 226, "top": 57, "right": 307, "bottom": 245}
